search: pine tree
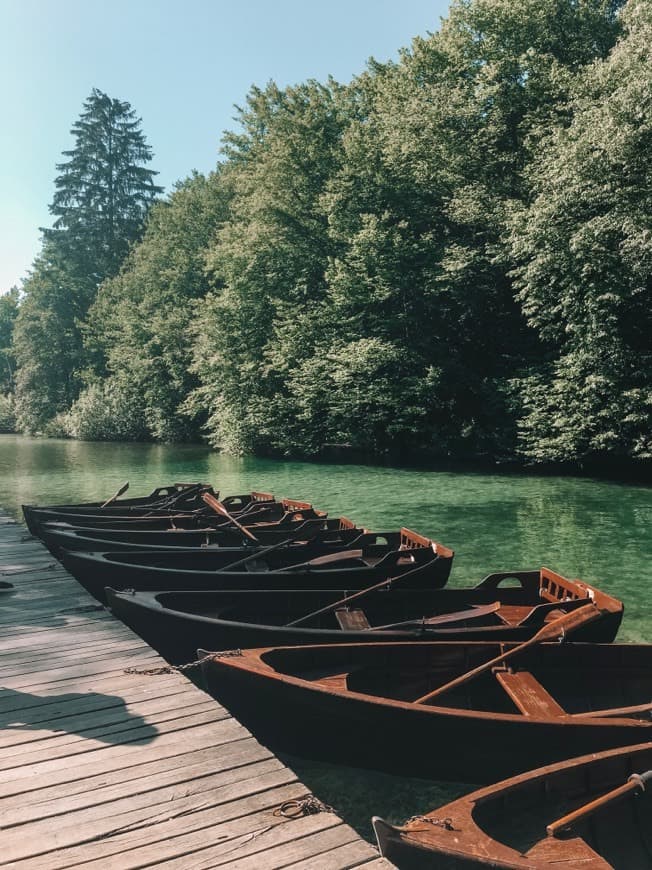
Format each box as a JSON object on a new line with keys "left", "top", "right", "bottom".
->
{"left": 42, "top": 88, "right": 162, "bottom": 289}
{"left": 13, "top": 89, "right": 161, "bottom": 432}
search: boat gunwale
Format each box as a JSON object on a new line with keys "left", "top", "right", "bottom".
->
{"left": 107, "top": 568, "right": 621, "bottom": 643}
{"left": 380, "top": 740, "right": 652, "bottom": 868}
{"left": 203, "top": 640, "right": 652, "bottom": 728}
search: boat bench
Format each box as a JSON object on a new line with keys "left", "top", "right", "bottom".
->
{"left": 494, "top": 669, "right": 567, "bottom": 718}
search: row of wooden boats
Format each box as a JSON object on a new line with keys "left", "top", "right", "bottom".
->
{"left": 23, "top": 481, "right": 650, "bottom": 868}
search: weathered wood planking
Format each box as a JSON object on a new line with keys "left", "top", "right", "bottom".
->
{"left": 0, "top": 511, "right": 392, "bottom": 869}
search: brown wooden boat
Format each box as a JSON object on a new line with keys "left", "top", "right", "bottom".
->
{"left": 60, "top": 528, "right": 454, "bottom": 603}
{"left": 23, "top": 491, "right": 309, "bottom": 537}
{"left": 39, "top": 516, "right": 362, "bottom": 555}
{"left": 373, "top": 741, "right": 652, "bottom": 868}
{"left": 199, "top": 624, "right": 652, "bottom": 783}
{"left": 107, "top": 567, "right": 623, "bottom": 663}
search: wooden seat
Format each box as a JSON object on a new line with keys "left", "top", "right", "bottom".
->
{"left": 524, "top": 835, "right": 609, "bottom": 867}
{"left": 335, "top": 608, "right": 371, "bottom": 630}
{"left": 495, "top": 605, "right": 533, "bottom": 625}
{"left": 494, "top": 669, "right": 567, "bottom": 718}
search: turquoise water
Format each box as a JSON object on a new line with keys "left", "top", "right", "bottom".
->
{"left": 1, "top": 434, "right": 650, "bottom": 835}
{"left": 1, "top": 434, "right": 649, "bottom": 640}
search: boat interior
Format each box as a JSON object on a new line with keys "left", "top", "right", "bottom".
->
{"left": 469, "top": 744, "right": 652, "bottom": 867}
{"left": 95, "top": 538, "right": 436, "bottom": 572}
{"left": 258, "top": 642, "right": 652, "bottom": 718}
{"left": 152, "top": 583, "right": 594, "bottom": 633}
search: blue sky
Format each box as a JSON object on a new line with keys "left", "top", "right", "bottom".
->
{"left": 0, "top": 0, "right": 449, "bottom": 295}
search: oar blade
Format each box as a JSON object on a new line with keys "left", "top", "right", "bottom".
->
{"left": 101, "top": 481, "right": 129, "bottom": 508}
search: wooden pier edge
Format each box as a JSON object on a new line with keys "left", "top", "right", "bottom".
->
{"left": 0, "top": 509, "right": 394, "bottom": 869}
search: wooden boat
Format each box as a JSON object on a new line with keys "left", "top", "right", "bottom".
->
{"left": 38, "top": 516, "right": 362, "bottom": 555}
{"left": 24, "top": 494, "right": 315, "bottom": 538}
{"left": 21, "top": 481, "right": 222, "bottom": 534}
{"left": 35, "top": 501, "right": 330, "bottom": 536}
{"left": 106, "top": 568, "right": 623, "bottom": 662}
{"left": 60, "top": 529, "right": 454, "bottom": 603}
{"left": 198, "top": 632, "right": 652, "bottom": 783}
{"left": 373, "top": 741, "right": 652, "bottom": 868}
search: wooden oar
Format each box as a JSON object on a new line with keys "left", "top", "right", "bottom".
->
{"left": 413, "top": 603, "right": 602, "bottom": 706}
{"left": 368, "top": 601, "right": 502, "bottom": 632}
{"left": 101, "top": 481, "right": 129, "bottom": 508}
{"left": 547, "top": 769, "right": 652, "bottom": 837}
{"left": 268, "top": 549, "right": 365, "bottom": 574}
{"left": 285, "top": 555, "right": 439, "bottom": 628}
{"left": 202, "top": 492, "right": 259, "bottom": 542}
{"left": 211, "top": 523, "right": 325, "bottom": 573}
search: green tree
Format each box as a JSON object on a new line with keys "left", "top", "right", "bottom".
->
{"left": 0, "top": 288, "right": 19, "bottom": 393}
{"left": 13, "top": 89, "right": 161, "bottom": 432}
{"left": 510, "top": 0, "right": 652, "bottom": 462}
{"left": 85, "top": 170, "right": 231, "bottom": 441}
{"left": 43, "top": 88, "right": 162, "bottom": 290}
{"left": 190, "top": 80, "right": 353, "bottom": 452}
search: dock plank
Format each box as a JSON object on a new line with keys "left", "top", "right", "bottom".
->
{"left": 0, "top": 509, "right": 392, "bottom": 868}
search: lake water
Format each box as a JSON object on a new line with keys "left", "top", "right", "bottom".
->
{"left": 1, "top": 434, "right": 650, "bottom": 834}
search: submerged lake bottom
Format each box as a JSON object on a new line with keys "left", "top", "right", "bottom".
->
{"left": 1, "top": 434, "right": 649, "bottom": 841}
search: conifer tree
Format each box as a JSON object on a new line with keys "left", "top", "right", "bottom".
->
{"left": 43, "top": 88, "right": 162, "bottom": 290}
{"left": 13, "top": 89, "right": 161, "bottom": 432}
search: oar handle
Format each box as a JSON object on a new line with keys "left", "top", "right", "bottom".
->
{"left": 202, "top": 492, "right": 259, "bottom": 542}
{"left": 101, "top": 481, "right": 129, "bottom": 508}
{"left": 547, "top": 770, "right": 652, "bottom": 837}
{"left": 413, "top": 603, "right": 601, "bottom": 706}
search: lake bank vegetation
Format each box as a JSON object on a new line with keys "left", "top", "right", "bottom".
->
{"left": 5, "top": 0, "right": 651, "bottom": 470}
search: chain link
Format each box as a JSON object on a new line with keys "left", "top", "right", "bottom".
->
{"left": 274, "top": 795, "right": 334, "bottom": 819}
{"left": 124, "top": 649, "right": 242, "bottom": 676}
{"left": 405, "top": 815, "right": 455, "bottom": 831}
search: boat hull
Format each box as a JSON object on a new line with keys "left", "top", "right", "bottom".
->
{"left": 373, "top": 742, "right": 652, "bottom": 868}
{"left": 106, "top": 580, "right": 622, "bottom": 664}
{"left": 199, "top": 642, "right": 652, "bottom": 783}
{"left": 62, "top": 541, "right": 451, "bottom": 603}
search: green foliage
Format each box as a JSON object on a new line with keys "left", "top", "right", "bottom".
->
{"left": 43, "top": 88, "right": 162, "bottom": 285}
{"left": 11, "top": 1, "right": 648, "bottom": 468}
{"left": 0, "top": 394, "right": 15, "bottom": 433}
{"left": 86, "top": 171, "right": 230, "bottom": 441}
{"left": 13, "top": 247, "right": 89, "bottom": 432}
{"left": 51, "top": 379, "right": 149, "bottom": 442}
{"left": 13, "top": 89, "right": 160, "bottom": 433}
{"left": 0, "top": 288, "right": 19, "bottom": 393}
{"left": 510, "top": 0, "right": 652, "bottom": 461}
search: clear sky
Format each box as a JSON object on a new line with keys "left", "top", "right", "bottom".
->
{"left": 0, "top": 0, "right": 449, "bottom": 295}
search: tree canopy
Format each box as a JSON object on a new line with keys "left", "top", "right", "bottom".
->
{"left": 8, "top": 0, "right": 649, "bottom": 470}
{"left": 13, "top": 89, "right": 161, "bottom": 432}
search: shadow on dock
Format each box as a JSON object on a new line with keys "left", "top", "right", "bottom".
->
{"left": 0, "top": 686, "right": 159, "bottom": 744}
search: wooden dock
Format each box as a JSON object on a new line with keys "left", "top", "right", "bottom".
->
{"left": 0, "top": 511, "right": 392, "bottom": 869}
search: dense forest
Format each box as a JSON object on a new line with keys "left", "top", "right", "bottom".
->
{"left": 4, "top": 0, "right": 651, "bottom": 468}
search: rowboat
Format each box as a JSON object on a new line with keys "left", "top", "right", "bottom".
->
{"left": 24, "top": 494, "right": 317, "bottom": 538}
{"left": 35, "top": 502, "right": 332, "bottom": 537}
{"left": 60, "top": 529, "right": 454, "bottom": 603}
{"left": 38, "top": 517, "right": 362, "bottom": 555}
{"left": 373, "top": 741, "right": 652, "bottom": 868}
{"left": 21, "top": 482, "right": 222, "bottom": 534}
{"left": 107, "top": 568, "right": 622, "bottom": 661}
{"left": 199, "top": 632, "right": 652, "bottom": 782}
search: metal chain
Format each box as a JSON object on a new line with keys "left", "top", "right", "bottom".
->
{"left": 274, "top": 796, "right": 334, "bottom": 819}
{"left": 405, "top": 815, "right": 455, "bottom": 831}
{"left": 124, "top": 649, "right": 242, "bottom": 676}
